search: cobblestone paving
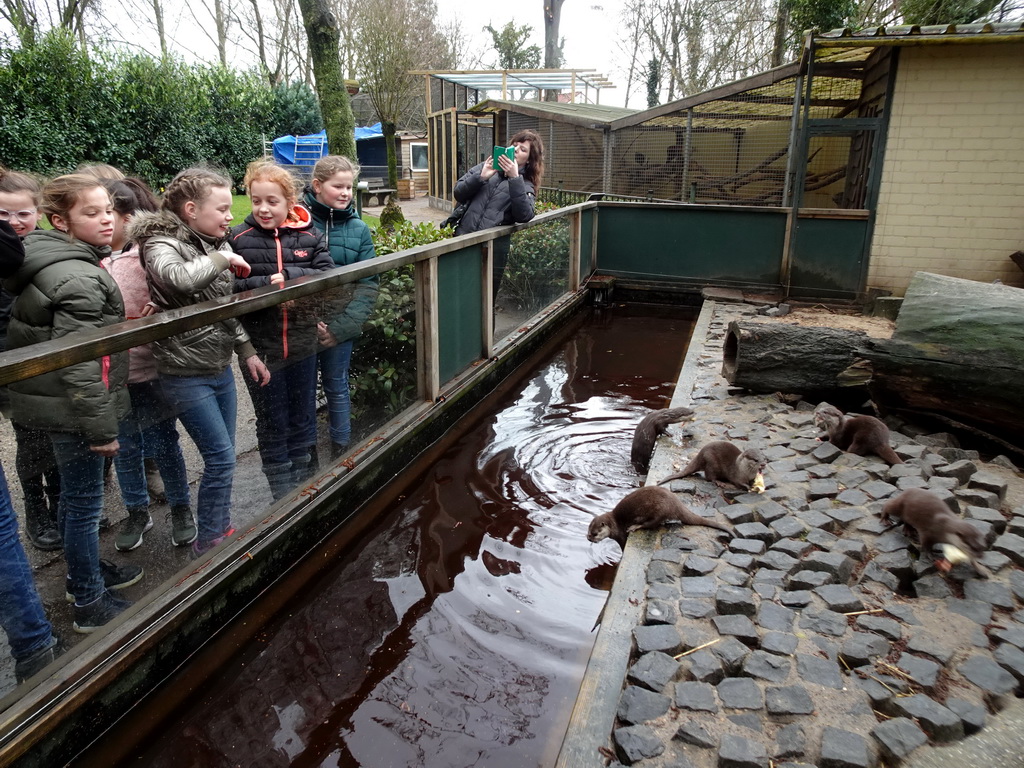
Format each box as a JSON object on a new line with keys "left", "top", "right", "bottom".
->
{"left": 603, "top": 303, "right": 1024, "bottom": 767}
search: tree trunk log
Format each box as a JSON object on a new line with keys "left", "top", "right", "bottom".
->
{"left": 863, "top": 271, "right": 1024, "bottom": 445}
{"left": 722, "top": 321, "right": 872, "bottom": 397}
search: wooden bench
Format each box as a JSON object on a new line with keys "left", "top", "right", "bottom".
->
{"left": 361, "top": 178, "right": 397, "bottom": 206}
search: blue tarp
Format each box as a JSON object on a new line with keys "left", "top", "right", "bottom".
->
{"left": 271, "top": 123, "right": 383, "bottom": 165}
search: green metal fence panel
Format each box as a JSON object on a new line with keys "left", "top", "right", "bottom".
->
{"left": 789, "top": 216, "right": 869, "bottom": 299}
{"left": 438, "top": 245, "right": 484, "bottom": 383}
{"left": 595, "top": 205, "right": 785, "bottom": 285}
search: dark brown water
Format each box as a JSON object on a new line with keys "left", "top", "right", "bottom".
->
{"left": 116, "top": 303, "right": 696, "bottom": 768}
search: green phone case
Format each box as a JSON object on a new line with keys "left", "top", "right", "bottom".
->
{"left": 492, "top": 145, "right": 515, "bottom": 169}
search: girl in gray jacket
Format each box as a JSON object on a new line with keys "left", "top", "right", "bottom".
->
{"left": 130, "top": 168, "right": 270, "bottom": 557}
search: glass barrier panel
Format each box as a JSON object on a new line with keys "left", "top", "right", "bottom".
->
{"left": 495, "top": 218, "right": 572, "bottom": 341}
{"left": 0, "top": 260, "right": 420, "bottom": 706}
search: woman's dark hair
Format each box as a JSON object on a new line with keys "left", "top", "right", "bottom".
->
{"left": 509, "top": 129, "right": 544, "bottom": 189}
{"left": 103, "top": 177, "right": 159, "bottom": 216}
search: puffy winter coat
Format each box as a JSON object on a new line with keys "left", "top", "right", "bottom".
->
{"left": 3, "top": 229, "right": 130, "bottom": 444}
{"left": 453, "top": 162, "right": 536, "bottom": 235}
{"left": 229, "top": 206, "right": 334, "bottom": 366}
{"left": 128, "top": 209, "right": 257, "bottom": 378}
{"left": 302, "top": 190, "right": 379, "bottom": 344}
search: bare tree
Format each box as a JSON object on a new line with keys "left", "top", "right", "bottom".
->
{"left": 184, "top": 0, "right": 234, "bottom": 66}
{"left": 357, "top": 0, "right": 450, "bottom": 186}
{"left": 234, "top": 0, "right": 306, "bottom": 85}
{"left": 1, "top": 0, "right": 100, "bottom": 48}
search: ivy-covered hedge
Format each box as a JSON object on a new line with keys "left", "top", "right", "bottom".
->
{"left": 0, "top": 31, "right": 321, "bottom": 187}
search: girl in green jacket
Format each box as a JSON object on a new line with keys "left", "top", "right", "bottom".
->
{"left": 303, "top": 156, "right": 379, "bottom": 460}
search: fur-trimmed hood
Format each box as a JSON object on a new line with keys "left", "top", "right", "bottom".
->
{"left": 126, "top": 209, "right": 226, "bottom": 250}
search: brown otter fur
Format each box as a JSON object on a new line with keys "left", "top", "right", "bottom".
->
{"left": 814, "top": 402, "right": 903, "bottom": 465}
{"left": 631, "top": 406, "right": 694, "bottom": 473}
{"left": 587, "top": 486, "right": 733, "bottom": 548}
{"left": 880, "top": 488, "right": 989, "bottom": 577}
{"left": 656, "top": 441, "right": 766, "bottom": 491}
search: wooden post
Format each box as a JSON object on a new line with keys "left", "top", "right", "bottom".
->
{"left": 416, "top": 257, "right": 440, "bottom": 402}
{"left": 449, "top": 107, "right": 457, "bottom": 204}
{"left": 482, "top": 241, "right": 494, "bottom": 358}
{"left": 568, "top": 211, "right": 581, "bottom": 292}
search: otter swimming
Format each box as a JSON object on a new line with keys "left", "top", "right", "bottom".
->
{"left": 631, "top": 406, "right": 694, "bottom": 473}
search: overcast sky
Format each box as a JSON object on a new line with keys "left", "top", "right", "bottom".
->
{"left": 435, "top": 0, "right": 636, "bottom": 108}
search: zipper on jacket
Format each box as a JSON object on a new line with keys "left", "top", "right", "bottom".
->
{"left": 275, "top": 229, "right": 288, "bottom": 359}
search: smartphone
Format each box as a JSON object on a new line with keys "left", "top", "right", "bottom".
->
{"left": 492, "top": 145, "right": 515, "bottom": 170}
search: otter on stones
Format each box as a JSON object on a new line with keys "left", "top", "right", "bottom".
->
{"left": 587, "top": 486, "right": 733, "bottom": 549}
{"left": 631, "top": 406, "right": 695, "bottom": 473}
{"left": 656, "top": 441, "right": 767, "bottom": 491}
{"left": 814, "top": 402, "right": 903, "bottom": 465}
{"left": 880, "top": 488, "right": 989, "bottom": 578}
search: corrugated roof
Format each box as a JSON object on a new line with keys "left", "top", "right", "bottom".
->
{"left": 412, "top": 69, "right": 615, "bottom": 96}
{"left": 815, "top": 20, "right": 1024, "bottom": 46}
{"left": 471, "top": 99, "right": 639, "bottom": 128}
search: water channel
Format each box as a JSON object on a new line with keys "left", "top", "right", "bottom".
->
{"left": 109, "top": 302, "right": 697, "bottom": 767}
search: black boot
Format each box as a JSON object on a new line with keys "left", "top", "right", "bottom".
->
{"left": 24, "top": 497, "right": 62, "bottom": 552}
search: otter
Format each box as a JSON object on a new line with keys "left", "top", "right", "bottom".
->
{"left": 656, "top": 441, "right": 767, "bottom": 491}
{"left": 814, "top": 402, "right": 903, "bottom": 465}
{"left": 631, "top": 406, "right": 695, "bottom": 473}
{"left": 587, "top": 486, "right": 733, "bottom": 548}
{"left": 880, "top": 488, "right": 989, "bottom": 578}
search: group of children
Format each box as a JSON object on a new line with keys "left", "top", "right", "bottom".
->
{"left": 0, "top": 154, "right": 379, "bottom": 650}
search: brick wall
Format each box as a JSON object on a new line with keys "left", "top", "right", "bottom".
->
{"left": 869, "top": 42, "right": 1024, "bottom": 295}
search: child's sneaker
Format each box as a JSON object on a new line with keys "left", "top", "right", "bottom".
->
{"left": 72, "top": 592, "right": 132, "bottom": 634}
{"left": 115, "top": 507, "right": 153, "bottom": 551}
{"left": 168, "top": 505, "right": 198, "bottom": 547}
{"left": 65, "top": 559, "right": 144, "bottom": 603}
{"left": 191, "top": 527, "right": 235, "bottom": 558}
{"left": 14, "top": 635, "right": 63, "bottom": 683}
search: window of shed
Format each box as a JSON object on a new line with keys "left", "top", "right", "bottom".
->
{"left": 411, "top": 143, "right": 428, "bottom": 171}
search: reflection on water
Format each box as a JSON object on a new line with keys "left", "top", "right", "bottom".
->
{"left": 120, "top": 304, "right": 696, "bottom": 767}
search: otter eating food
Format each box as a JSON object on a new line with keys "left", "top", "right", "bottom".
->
{"left": 656, "top": 441, "right": 766, "bottom": 491}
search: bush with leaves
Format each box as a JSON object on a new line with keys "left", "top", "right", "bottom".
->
{"left": 349, "top": 219, "right": 450, "bottom": 433}
{"left": 502, "top": 201, "right": 570, "bottom": 310}
{"left": 0, "top": 31, "right": 274, "bottom": 186}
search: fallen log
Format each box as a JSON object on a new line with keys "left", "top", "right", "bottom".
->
{"left": 722, "top": 321, "right": 872, "bottom": 398}
{"left": 862, "top": 271, "right": 1024, "bottom": 446}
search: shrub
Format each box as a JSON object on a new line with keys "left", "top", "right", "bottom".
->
{"left": 349, "top": 219, "right": 450, "bottom": 431}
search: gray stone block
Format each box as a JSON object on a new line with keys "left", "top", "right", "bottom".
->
{"left": 617, "top": 684, "right": 672, "bottom": 724}
{"left": 680, "top": 598, "right": 715, "bottom": 619}
{"left": 766, "top": 685, "right": 814, "bottom": 715}
{"left": 796, "top": 653, "right": 844, "bottom": 689}
{"left": 861, "top": 480, "right": 898, "bottom": 500}
{"left": 806, "top": 528, "right": 840, "bottom": 549}
{"left": 993, "top": 533, "right": 1024, "bottom": 566}
{"left": 795, "top": 509, "right": 837, "bottom": 532}
{"left": 820, "top": 726, "right": 871, "bottom": 768}
{"left": 884, "top": 604, "right": 920, "bottom": 625}
{"left": 647, "top": 559, "right": 683, "bottom": 584}
{"left": 634, "top": 624, "right": 684, "bottom": 655}
{"left": 723, "top": 505, "right": 757, "bottom": 525}
{"left": 801, "top": 550, "right": 855, "bottom": 581}
{"left": 756, "top": 602, "right": 796, "bottom": 632}
{"left": 730, "top": 538, "right": 766, "bottom": 555}
{"left": 712, "top": 636, "right": 751, "bottom": 674}
{"left": 754, "top": 499, "right": 789, "bottom": 522}
{"left": 826, "top": 507, "right": 868, "bottom": 526}
{"left": 963, "top": 579, "right": 1015, "bottom": 609}
{"left": 840, "top": 632, "right": 890, "bottom": 667}
{"left": 871, "top": 717, "right": 927, "bottom": 761}
{"left": 964, "top": 505, "right": 1007, "bottom": 533}
{"left": 742, "top": 649, "right": 792, "bottom": 682}
{"left": 934, "top": 459, "right": 977, "bottom": 483}
{"left": 771, "top": 538, "right": 814, "bottom": 559}
{"left": 808, "top": 478, "right": 840, "bottom": 499}
{"left": 813, "top": 584, "right": 865, "bottom": 613}
{"left": 682, "top": 554, "right": 718, "bottom": 576}
{"left": 895, "top": 653, "right": 941, "bottom": 689}
{"left": 855, "top": 615, "right": 903, "bottom": 640}
{"left": 675, "top": 680, "right": 719, "bottom": 712}
{"left": 680, "top": 576, "right": 717, "bottom": 598}
{"left": 906, "top": 634, "right": 955, "bottom": 664}
{"left": 687, "top": 649, "right": 725, "bottom": 684}
{"left": 958, "top": 654, "right": 1018, "bottom": 695}
{"left": 780, "top": 590, "right": 812, "bottom": 607}
{"left": 890, "top": 695, "right": 964, "bottom": 742}
{"left": 956, "top": 488, "right": 1001, "bottom": 509}
{"left": 812, "top": 442, "right": 843, "bottom": 463}
{"left": 646, "top": 598, "right": 678, "bottom": 625}
{"left": 757, "top": 549, "right": 801, "bottom": 574}
{"left": 799, "top": 607, "right": 848, "bottom": 637}
{"left": 944, "top": 697, "right": 987, "bottom": 735}
{"left": 944, "top": 598, "right": 993, "bottom": 626}
{"left": 716, "top": 585, "right": 757, "bottom": 616}
{"left": 613, "top": 724, "right": 666, "bottom": 762}
{"left": 628, "top": 651, "right": 681, "bottom": 692}
{"left": 913, "top": 574, "right": 953, "bottom": 598}
{"left": 719, "top": 733, "right": 769, "bottom": 768}
{"left": 734, "top": 522, "right": 775, "bottom": 543}
{"left": 773, "top": 723, "right": 806, "bottom": 760}
{"left": 675, "top": 719, "right": 717, "bottom": 749}
{"left": 717, "top": 677, "right": 765, "bottom": 710}
{"left": 788, "top": 569, "right": 834, "bottom": 590}
{"left": 713, "top": 614, "right": 760, "bottom": 645}
{"left": 761, "top": 631, "right": 799, "bottom": 656}
{"left": 770, "top": 516, "right": 809, "bottom": 540}
{"left": 831, "top": 538, "right": 867, "bottom": 561}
